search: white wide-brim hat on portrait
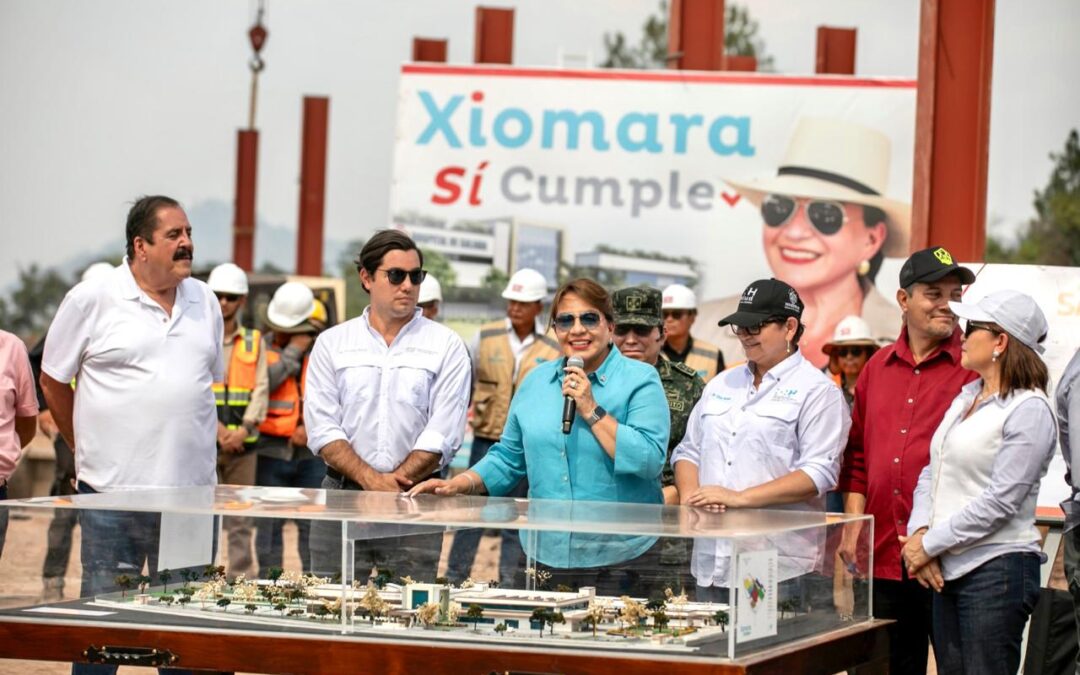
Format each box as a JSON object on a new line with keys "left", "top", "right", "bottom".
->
{"left": 724, "top": 117, "right": 911, "bottom": 258}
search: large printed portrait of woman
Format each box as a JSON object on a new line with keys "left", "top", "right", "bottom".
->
{"left": 694, "top": 117, "right": 911, "bottom": 369}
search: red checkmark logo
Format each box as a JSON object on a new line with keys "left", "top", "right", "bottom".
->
{"left": 721, "top": 191, "right": 741, "bottom": 207}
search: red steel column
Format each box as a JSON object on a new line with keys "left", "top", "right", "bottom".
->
{"left": 667, "top": 0, "right": 725, "bottom": 70}
{"left": 412, "top": 38, "right": 448, "bottom": 63}
{"left": 815, "top": 27, "right": 857, "bottom": 75}
{"left": 296, "top": 96, "right": 329, "bottom": 276}
{"left": 474, "top": 7, "right": 514, "bottom": 64}
{"left": 911, "top": 0, "right": 995, "bottom": 259}
{"left": 724, "top": 55, "right": 757, "bottom": 72}
{"left": 232, "top": 130, "right": 258, "bottom": 271}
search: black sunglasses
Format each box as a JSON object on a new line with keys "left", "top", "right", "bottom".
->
{"left": 614, "top": 325, "right": 657, "bottom": 338}
{"left": 554, "top": 311, "right": 602, "bottom": 332}
{"left": 215, "top": 293, "right": 242, "bottom": 303}
{"left": 964, "top": 321, "right": 1001, "bottom": 339}
{"left": 834, "top": 346, "right": 872, "bottom": 358}
{"left": 730, "top": 318, "right": 785, "bottom": 337}
{"left": 378, "top": 267, "right": 426, "bottom": 285}
{"left": 662, "top": 310, "right": 690, "bottom": 321}
{"left": 761, "top": 194, "right": 848, "bottom": 235}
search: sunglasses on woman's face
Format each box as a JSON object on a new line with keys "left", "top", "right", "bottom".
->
{"left": 378, "top": 267, "right": 426, "bottom": 285}
{"left": 834, "top": 346, "right": 871, "bottom": 358}
{"left": 761, "top": 194, "right": 848, "bottom": 235}
{"left": 554, "top": 311, "right": 602, "bottom": 332}
{"left": 730, "top": 319, "right": 783, "bottom": 337}
{"left": 964, "top": 321, "right": 1001, "bottom": 339}
{"left": 614, "top": 324, "right": 656, "bottom": 338}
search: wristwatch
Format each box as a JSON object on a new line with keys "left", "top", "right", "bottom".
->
{"left": 586, "top": 405, "right": 607, "bottom": 427}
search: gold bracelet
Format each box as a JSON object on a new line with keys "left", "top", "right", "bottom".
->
{"left": 462, "top": 472, "right": 476, "bottom": 495}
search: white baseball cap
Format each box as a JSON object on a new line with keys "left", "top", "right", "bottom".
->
{"left": 949, "top": 290, "right": 1048, "bottom": 355}
{"left": 418, "top": 275, "right": 443, "bottom": 304}
{"left": 662, "top": 284, "right": 697, "bottom": 310}
{"left": 502, "top": 268, "right": 547, "bottom": 302}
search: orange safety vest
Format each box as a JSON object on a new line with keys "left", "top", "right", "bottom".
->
{"left": 259, "top": 348, "right": 309, "bottom": 438}
{"left": 212, "top": 326, "right": 261, "bottom": 444}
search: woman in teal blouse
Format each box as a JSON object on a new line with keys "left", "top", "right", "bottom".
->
{"left": 409, "top": 278, "right": 670, "bottom": 594}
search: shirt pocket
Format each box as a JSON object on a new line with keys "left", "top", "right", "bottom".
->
{"left": 752, "top": 401, "right": 800, "bottom": 467}
{"left": 335, "top": 352, "right": 379, "bottom": 402}
{"left": 392, "top": 365, "right": 434, "bottom": 412}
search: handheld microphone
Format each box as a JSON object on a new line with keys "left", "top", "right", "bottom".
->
{"left": 562, "top": 356, "right": 584, "bottom": 434}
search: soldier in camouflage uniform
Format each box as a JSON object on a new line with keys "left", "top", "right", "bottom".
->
{"left": 613, "top": 285, "right": 705, "bottom": 593}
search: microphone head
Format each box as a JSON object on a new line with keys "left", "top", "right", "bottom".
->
{"left": 567, "top": 356, "right": 585, "bottom": 370}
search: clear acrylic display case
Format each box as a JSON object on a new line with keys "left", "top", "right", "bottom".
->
{"left": 0, "top": 486, "right": 879, "bottom": 672}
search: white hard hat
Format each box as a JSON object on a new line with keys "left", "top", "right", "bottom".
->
{"left": 822, "top": 315, "right": 880, "bottom": 356}
{"left": 502, "top": 268, "right": 547, "bottom": 302}
{"left": 662, "top": 284, "right": 697, "bottom": 310}
{"left": 418, "top": 275, "right": 443, "bottom": 304}
{"left": 266, "top": 282, "right": 316, "bottom": 329}
{"left": 207, "top": 262, "right": 249, "bottom": 295}
{"left": 80, "top": 262, "right": 114, "bottom": 283}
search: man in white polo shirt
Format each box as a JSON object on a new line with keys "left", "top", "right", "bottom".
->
{"left": 40, "top": 196, "right": 222, "bottom": 648}
{"left": 306, "top": 229, "right": 471, "bottom": 581}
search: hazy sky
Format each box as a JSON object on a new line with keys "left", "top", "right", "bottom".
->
{"left": 1, "top": 0, "right": 1077, "bottom": 289}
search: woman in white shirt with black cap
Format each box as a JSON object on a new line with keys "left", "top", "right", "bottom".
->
{"left": 902, "top": 289, "right": 1056, "bottom": 675}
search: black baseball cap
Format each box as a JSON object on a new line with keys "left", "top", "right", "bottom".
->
{"left": 719, "top": 278, "right": 804, "bottom": 327}
{"left": 899, "top": 247, "right": 976, "bottom": 288}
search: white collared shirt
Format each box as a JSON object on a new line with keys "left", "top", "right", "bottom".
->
{"left": 42, "top": 260, "right": 224, "bottom": 491}
{"left": 305, "top": 307, "right": 471, "bottom": 472}
{"left": 671, "top": 350, "right": 850, "bottom": 585}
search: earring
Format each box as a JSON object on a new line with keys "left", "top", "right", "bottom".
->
{"left": 992, "top": 351, "right": 1000, "bottom": 362}
{"left": 857, "top": 260, "right": 871, "bottom": 277}
{"left": 786, "top": 340, "right": 792, "bottom": 354}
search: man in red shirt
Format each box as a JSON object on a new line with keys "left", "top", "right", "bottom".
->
{"left": 837, "top": 246, "right": 977, "bottom": 675}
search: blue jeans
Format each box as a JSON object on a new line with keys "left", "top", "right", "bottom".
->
{"left": 932, "top": 552, "right": 1041, "bottom": 675}
{"left": 72, "top": 482, "right": 207, "bottom": 675}
{"left": 445, "top": 436, "right": 526, "bottom": 586}
{"left": 254, "top": 453, "right": 325, "bottom": 573}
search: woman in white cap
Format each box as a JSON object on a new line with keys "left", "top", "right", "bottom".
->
{"left": 821, "top": 315, "right": 880, "bottom": 407}
{"left": 901, "top": 290, "right": 1055, "bottom": 675}
{"left": 694, "top": 117, "right": 910, "bottom": 369}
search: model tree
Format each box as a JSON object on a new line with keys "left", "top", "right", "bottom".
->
{"left": 652, "top": 608, "right": 670, "bottom": 632}
{"left": 114, "top": 574, "right": 133, "bottom": 599}
{"left": 266, "top": 566, "right": 284, "bottom": 583}
{"left": 618, "top": 596, "right": 648, "bottom": 631}
{"left": 714, "top": 609, "right": 729, "bottom": 631}
{"left": 415, "top": 602, "right": 440, "bottom": 627}
{"left": 216, "top": 597, "right": 231, "bottom": 611}
{"left": 494, "top": 622, "right": 508, "bottom": 636}
{"left": 466, "top": 603, "right": 485, "bottom": 631}
{"left": 549, "top": 611, "right": 565, "bottom": 636}
{"left": 244, "top": 603, "right": 257, "bottom": 615}
{"left": 157, "top": 569, "right": 172, "bottom": 593}
{"left": 359, "top": 584, "right": 389, "bottom": 621}
{"left": 583, "top": 599, "right": 608, "bottom": 639}
{"left": 530, "top": 608, "right": 550, "bottom": 638}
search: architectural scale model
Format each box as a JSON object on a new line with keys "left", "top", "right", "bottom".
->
{"left": 90, "top": 565, "right": 733, "bottom": 651}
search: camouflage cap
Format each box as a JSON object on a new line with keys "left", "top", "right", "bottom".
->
{"left": 612, "top": 285, "right": 663, "bottom": 327}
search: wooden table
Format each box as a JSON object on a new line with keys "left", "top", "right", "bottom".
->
{"left": 0, "top": 616, "right": 890, "bottom": 674}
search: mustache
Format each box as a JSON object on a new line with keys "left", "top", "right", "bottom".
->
{"left": 173, "top": 248, "right": 193, "bottom": 261}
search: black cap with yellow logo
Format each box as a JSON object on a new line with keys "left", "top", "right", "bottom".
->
{"left": 898, "top": 247, "right": 976, "bottom": 288}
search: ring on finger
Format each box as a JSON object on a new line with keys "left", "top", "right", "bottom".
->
{"left": 569, "top": 380, "right": 577, "bottom": 389}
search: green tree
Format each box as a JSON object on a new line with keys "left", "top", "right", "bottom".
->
{"left": 114, "top": 574, "right": 133, "bottom": 599}
{"left": 157, "top": 569, "right": 172, "bottom": 594}
{"left": 0, "top": 264, "right": 71, "bottom": 339}
{"left": 987, "top": 129, "right": 1080, "bottom": 266}
{"left": 494, "top": 622, "right": 508, "bottom": 636}
{"left": 530, "top": 607, "right": 550, "bottom": 638}
{"left": 420, "top": 247, "right": 457, "bottom": 288}
{"left": 714, "top": 609, "right": 729, "bottom": 630}
{"left": 466, "top": 603, "right": 485, "bottom": 631}
{"left": 601, "top": 2, "right": 773, "bottom": 71}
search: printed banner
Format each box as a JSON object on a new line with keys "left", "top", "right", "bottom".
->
{"left": 735, "top": 548, "right": 778, "bottom": 643}
{"left": 390, "top": 64, "right": 917, "bottom": 369}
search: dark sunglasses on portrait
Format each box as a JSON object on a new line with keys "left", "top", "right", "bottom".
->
{"left": 215, "top": 293, "right": 242, "bottom": 303}
{"left": 761, "top": 193, "right": 848, "bottom": 235}
{"left": 834, "top": 346, "right": 871, "bottom": 358}
{"left": 662, "top": 310, "right": 689, "bottom": 321}
{"left": 378, "top": 267, "right": 427, "bottom": 285}
{"left": 964, "top": 321, "right": 1001, "bottom": 339}
{"left": 614, "top": 325, "right": 655, "bottom": 338}
{"left": 554, "top": 311, "right": 602, "bottom": 332}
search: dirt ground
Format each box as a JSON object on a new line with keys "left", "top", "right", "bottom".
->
{"left": 0, "top": 506, "right": 500, "bottom": 674}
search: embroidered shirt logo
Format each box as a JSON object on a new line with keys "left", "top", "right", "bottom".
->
{"left": 771, "top": 387, "right": 798, "bottom": 402}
